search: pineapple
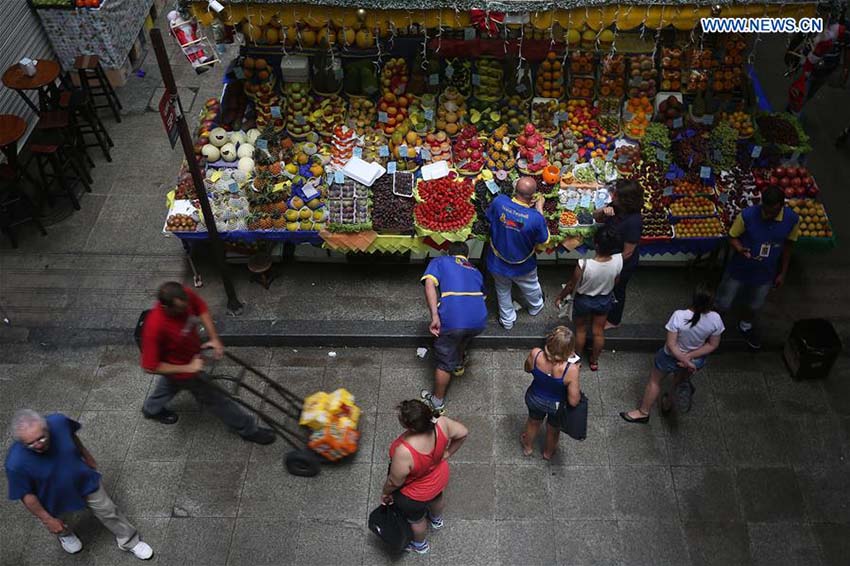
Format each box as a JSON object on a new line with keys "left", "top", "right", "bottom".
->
{"left": 247, "top": 214, "right": 261, "bottom": 231}
{"left": 273, "top": 215, "right": 286, "bottom": 229}
{"left": 259, "top": 215, "right": 273, "bottom": 230}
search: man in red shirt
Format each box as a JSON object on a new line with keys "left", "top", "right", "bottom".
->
{"left": 140, "top": 282, "right": 274, "bottom": 444}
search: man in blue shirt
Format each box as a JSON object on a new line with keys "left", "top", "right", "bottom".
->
{"left": 5, "top": 410, "right": 154, "bottom": 560}
{"left": 419, "top": 241, "right": 488, "bottom": 413}
{"left": 485, "top": 176, "right": 550, "bottom": 330}
{"left": 715, "top": 186, "right": 800, "bottom": 350}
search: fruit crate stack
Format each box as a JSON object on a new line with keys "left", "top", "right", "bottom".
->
{"left": 659, "top": 48, "right": 682, "bottom": 93}
{"left": 628, "top": 54, "right": 658, "bottom": 99}
{"left": 711, "top": 36, "right": 747, "bottom": 95}
{"left": 568, "top": 52, "right": 596, "bottom": 101}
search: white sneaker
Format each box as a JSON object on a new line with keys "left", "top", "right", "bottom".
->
{"left": 127, "top": 541, "right": 154, "bottom": 560}
{"left": 58, "top": 533, "right": 83, "bottom": 554}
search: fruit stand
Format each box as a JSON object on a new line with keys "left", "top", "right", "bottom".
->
{"left": 162, "top": 0, "right": 835, "bottom": 262}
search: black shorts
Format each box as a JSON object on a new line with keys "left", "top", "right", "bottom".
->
{"left": 392, "top": 489, "right": 443, "bottom": 522}
{"left": 434, "top": 328, "right": 482, "bottom": 372}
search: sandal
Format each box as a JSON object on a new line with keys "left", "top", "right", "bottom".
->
{"left": 520, "top": 433, "right": 533, "bottom": 456}
{"left": 589, "top": 361, "right": 599, "bottom": 372}
{"left": 660, "top": 393, "right": 672, "bottom": 415}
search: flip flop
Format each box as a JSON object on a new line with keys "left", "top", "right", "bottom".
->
{"left": 520, "top": 433, "right": 533, "bottom": 456}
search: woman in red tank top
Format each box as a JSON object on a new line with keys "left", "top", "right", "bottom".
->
{"left": 380, "top": 400, "right": 468, "bottom": 554}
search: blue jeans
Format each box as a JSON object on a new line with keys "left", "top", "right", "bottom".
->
{"left": 492, "top": 269, "right": 544, "bottom": 329}
{"left": 525, "top": 387, "right": 561, "bottom": 421}
{"left": 714, "top": 271, "right": 772, "bottom": 312}
{"left": 654, "top": 348, "right": 706, "bottom": 374}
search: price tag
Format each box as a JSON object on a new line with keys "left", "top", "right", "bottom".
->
{"left": 456, "top": 158, "right": 469, "bottom": 169}
{"left": 378, "top": 111, "right": 389, "bottom": 123}
{"left": 553, "top": 114, "right": 560, "bottom": 127}
{"left": 429, "top": 73, "right": 439, "bottom": 86}
{"left": 210, "top": 171, "right": 222, "bottom": 182}
{"left": 673, "top": 117, "right": 683, "bottom": 128}
{"left": 273, "top": 182, "right": 285, "bottom": 192}
{"left": 271, "top": 106, "right": 282, "bottom": 119}
{"left": 334, "top": 170, "right": 345, "bottom": 184}
{"left": 464, "top": 27, "right": 476, "bottom": 41}
{"left": 334, "top": 67, "right": 344, "bottom": 80}
{"left": 605, "top": 150, "right": 615, "bottom": 161}
{"left": 700, "top": 166, "right": 712, "bottom": 179}
{"left": 228, "top": 181, "right": 239, "bottom": 193}
{"left": 486, "top": 179, "right": 500, "bottom": 194}
{"left": 295, "top": 114, "right": 306, "bottom": 126}
{"left": 399, "top": 144, "right": 408, "bottom": 156}
{"left": 326, "top": 173, "right": 334, "bottom": 186}
{"left": 233, "top": 66, "right": 244, "bottom": 79}
{"left": 387, "top": 161, "right": 397, "bottom": 173}
{"left": 353, "top": 147, "right": 362, "bottom": 158}
{"left": 532, "top": 152, "right": 542, "bottom": 164}
{"left": 718, "top": 192, "right": 729, "bottom": 204}
{"left": 790, "top": 151, "right": 801, "bottom": 162}
{"left": 255, "top": 139, "right": 268, "bottom": 151}
{"left": 445, "top": 65, "right": 454, "bottom": 79}
{"left": 419, "top": 147, "right": 431, "bottom": 160}
{"left": 713, "top": 150, "right": 723, "bottom": 163}
{"left": 663, "top": 187, "right": 674, "bottom": 196}
{"left": 702, "top": 114, "right": 714, "bottom": 125}
{"left": 516, "top": 83, "right": 527, "bottom": 93}
{"left": 617, "top": 154, "right": 630, "bottom": 164}
{"left": 378, "top": 145, "right": 389, "bottom": 157}
{"left": 424, "top": 108, "right": 434, "bottom": 121}
{"left": 565, "top": 197, "right": 579, "bottom": 211}
{"left": 472, "top": 74, "right": 481, "bottom": 86}
{"left": 301, "top": 183, "right": 319, "bottom": 200}
{"left": 655, "top": 149, "right": 668, "bottom": 161}
{"left": 558, "top": 111, "right": 569, "bottom": 122}
{"left": 751, "top": 145, "right": 762, "bottom": 158}
{"left": 579, "top": 193, "right": 592, "bottom": 208}
{"left": 569, "top": 153, "right": 579, "bottom": 164}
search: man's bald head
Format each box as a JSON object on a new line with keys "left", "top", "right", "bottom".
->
{"left": 515, "top": 176, "right": 538, "bottom": 201}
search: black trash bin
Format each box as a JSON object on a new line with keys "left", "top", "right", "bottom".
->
{"left": 783, "top": 319, "right": 842, "bottom": 380}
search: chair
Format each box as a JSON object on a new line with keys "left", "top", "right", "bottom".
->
{"left": 74, "top": 55, "right": 122, "bottom": 123}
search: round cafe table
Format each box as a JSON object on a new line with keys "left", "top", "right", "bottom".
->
{"left": 2, "top": 60, "right": 62, "bottom": 113}
{"left": 0, "top": 114, "right": 27, "bottom": 171}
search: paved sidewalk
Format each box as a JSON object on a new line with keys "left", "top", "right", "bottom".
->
{"left": 0, "top": 343, "right": 848, "bottom": 565}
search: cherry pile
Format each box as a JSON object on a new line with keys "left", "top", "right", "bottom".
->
{"left": 371, "top": 175, "right": 415, "bottom": 233}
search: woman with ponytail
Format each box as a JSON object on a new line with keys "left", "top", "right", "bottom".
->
{"left": 521, "top": 326, "right": 582, "bottom": 460}
{"left": 380, "top": 400, "right": 468, "bottom": 554}
{"left": 621, "top": 286, "right": 725, "bottom": 423}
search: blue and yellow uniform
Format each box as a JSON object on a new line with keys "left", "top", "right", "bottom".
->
{"left": 727, "top": 205, "right": 800, "bottom": 285}
{"left": 421, "top": 255, "right": 487, "bottom": 330}
{"left": 485, "top": 194, "right": 550, "bottom": 277}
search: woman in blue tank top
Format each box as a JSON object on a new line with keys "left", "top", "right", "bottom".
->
{"left": 521, "top": 326, "right": 582, "bottom": 460}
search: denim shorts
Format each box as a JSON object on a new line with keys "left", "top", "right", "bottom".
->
{"left": 434, "top": 328, "right": 483, "bottom": 372}
{"left": 525, "top": 387, "right": 561, "bottom": 421}
{"left": 714, "top": 272, "right": 772, "bottom": 311}
{"left": 654, "top": 348, "right": 706, "bottom": 374}
{"left": 573, "top": 293, "right": 614, "bottom": 317}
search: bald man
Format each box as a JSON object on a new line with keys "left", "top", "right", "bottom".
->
{"left": 485, "top": 176, "right": 550, "bottom": 330}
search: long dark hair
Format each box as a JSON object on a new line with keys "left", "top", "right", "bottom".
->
{"left": 397, "top": 400, "right": 438, "bottom": 433}
{"left": 687, "top": 285, "right": 715, "bottom": 327}
{"left": 612, "top": 179, "right": 643, "bottom": 215}
{"left": 594, "top": 224, "right": 624, "bottom": 256}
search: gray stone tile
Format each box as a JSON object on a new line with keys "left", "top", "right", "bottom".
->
{"left": 611, "top": 466, "right": 678, "bottom": 521}
{"left": 672, "top": 467, "right": 740, "bottom": 522}
{"left": 173, "top": 460, "right": 246, "bottom": 518}
{"left": 782, "top": 415, "right": 848, "bottom": 467}
{"left": 187, "top": 412, "right": 254, "bottom": 462}
{"left": 85, "top": 363, "right": 152, "bottom": 411}
{"left": 269, "top": 348, "right": 329, "bottom": 368}
{"left": 495, "top": 465, "right": 549, "bottom": 520}
{"left": 554, "top": 520, "right": 623, "bottom": 566}
{"left": 709, "top": 371, "right": 773, "bottom": 415}
{"left": 159, "top": 517, "right": 234, "bottom": 566}
{"left": 377, "top": 367, "right": 433, "bottom": 414}
{"left": 606, "top": 417, "right": 669, "bottom": 465}
{"left": 552, "top": 415, "right": 611, "bottom": 466}
{"left": 796, "top": 466, "right": 850, "bottom": 524}
{"left": 127, "top": 412, "right": 198, "bottom": 461}
{"left": 618, "top": 520, "right": 692, "bottom": 566}
{"left": 492, "top": 414, "right": 552, "bottom": 466}
{"left": 748, "top": 522, "right": 823, "bottom": 566}
{"left": 292, "top": 520, "right": 365, "bottom": 566}
{"left": 114, "top": 460, "right": 185, "bottom": 518}
{"left": 382, "top": 348, "right": 431, "bottom": 369}
{"left": 432, "top": 366, "right": 495, "bottom": 416}
{"left": 822, "top": 367, "right": 850, "bottom": 415}
{"left": 0, "top": 507, "right": 31, "bottom": 565}
{"left": 492, "top": 349, "right": 528, "bottom": 370}
{"left": 77, "top": 410, "right": 139, "bottom": 461}
{"left": 429, "top": 519, "right": 497, "bottom": 565}
{"left": 362, "top": 533, "right": 432, "bottom": 565}
{"left": 325, "top": 347, "right": 384, "bottom": 369}
{"left": 324, "top": 366, "right": 381, "bottom": 415}
{"left": 443, "top": 463, "right": 495, "bottom": 520}
{"left": 665, "top": 416, "right": 731, "bottom": 466}
{"left": 303, "top": 463, "right": 371, "bottom": 522}
{"left": 0, "top": 364, "right": 96, "bottom": 413}
{"left": 228, "top": 518, "right": 301, "bottom": 565}
{"left": 445, "top": 413, "right": 494, "bottom": 464}
{"left": 238, "top": 459, "right": 312, "bottom": 518}
{"left": 736, "top": 467, "right": 805, "bottom": 522}
{"left": 494, "top": 367, "right": 533, "bottom": 415}
{"left": 720, "top": 416, "right": 789, "bottom": 467}
{"left": 496, "top": 520, "right": 556, "bottom": 566}
{"left": 812, "top": 523, "right": 850, "bottom": 566}
{"left": 684, "top": 521, "right": 752, "bottom": 566}
{"left": 549, "top": 466, "right": 615, "bottom": 520}
{"left": 763, "top": 369, "right": 831, "bottom": 415}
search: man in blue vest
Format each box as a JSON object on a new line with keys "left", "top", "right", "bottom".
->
{"left": 715, "top": 185, "right": 800, "bottom": 350}
{"left": 485, "top": 176, "right": 550, "bottom": 330}
{"left": 420, "top": 242, "right": 488, "bottom": 413}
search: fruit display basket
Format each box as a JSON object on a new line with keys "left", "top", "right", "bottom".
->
{"left": 753, "top": 112, "right": 812, "bottom": 155}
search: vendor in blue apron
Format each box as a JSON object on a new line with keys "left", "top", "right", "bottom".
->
{"left": 715, "top": 185, "right": 800, "bottom": 350}
{"left": 485, "top": 176, "right": 550, "bottom": 330}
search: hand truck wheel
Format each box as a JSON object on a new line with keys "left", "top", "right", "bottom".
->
{"left": 285, "top": 448, "right": 321, "bottom": 477}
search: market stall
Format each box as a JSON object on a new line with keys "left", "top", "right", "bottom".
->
{"left": 162, "top": 0, "right": 834, "bottom": 263}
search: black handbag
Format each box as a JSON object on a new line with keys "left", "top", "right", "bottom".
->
{"left": 556, "top": 392, "right": 589, "bottom": 440}
{"left": 368, "top": 503, "right": 413, "bottom": 553}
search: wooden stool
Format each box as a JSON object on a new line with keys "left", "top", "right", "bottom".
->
{"left": 27, "top": 129, "right": 92, "bottom": 211}
{"left": 0, "top": 166, "right": 47, "bottom": 248}
{"left": 59, "top": 88, "right": 113, "bottom": 162}
{"left": 74, "top": 55, "right": 122, "bottom": 123}
{"left": 248, "top": 253, "right": 276, "bottom": 289}
{"left": 36, "top": 110, "right": 93, "bottom": 184}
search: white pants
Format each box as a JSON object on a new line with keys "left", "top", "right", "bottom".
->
{"left": 492, "top": 269, "right": 544, "bottom": 328}
{"left": 60, "top": 484, "right": 139, "bottom": 550}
